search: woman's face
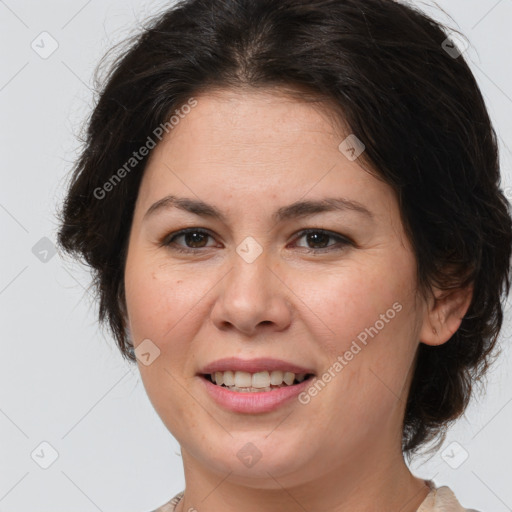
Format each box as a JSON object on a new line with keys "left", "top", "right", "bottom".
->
{"left": 124, "top": 88, "right": 428, "bottom": 486}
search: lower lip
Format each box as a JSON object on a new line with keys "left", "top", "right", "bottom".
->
{"left": 199, "top": 375, "right": 313, "bottom": 413}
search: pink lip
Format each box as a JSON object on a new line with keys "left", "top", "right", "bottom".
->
{"left": 199, "top": 374, "right": 313, "bottom": 413}
{"left": 199, "top": 357, "right": 315, "bottom": 375}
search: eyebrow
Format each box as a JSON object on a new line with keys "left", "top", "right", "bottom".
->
{"left": 143, "top": 194, "right": 374, "bottom": 223}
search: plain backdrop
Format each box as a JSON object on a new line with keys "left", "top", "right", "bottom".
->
{"left": 1, "top": 1, "right": 511, "bottom": 511}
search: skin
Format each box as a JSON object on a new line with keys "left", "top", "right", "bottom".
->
{"left": 123, "top": 87, "right": 473, "bottom": 512}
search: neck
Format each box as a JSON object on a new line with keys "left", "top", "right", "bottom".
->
{"left": 175, "top": 443, "right": 430, "bottom": 512}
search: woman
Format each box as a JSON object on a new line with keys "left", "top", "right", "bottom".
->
{"left": 56, "top": 0, "right": 511, "bottom": 510}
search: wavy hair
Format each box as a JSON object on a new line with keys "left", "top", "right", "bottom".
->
{"left": 57, "top": 0, "right": 512, "bottom": 455}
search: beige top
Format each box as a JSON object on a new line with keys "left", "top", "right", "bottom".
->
{"left": 150, "top": 480, "right": 481, "bottom": 511}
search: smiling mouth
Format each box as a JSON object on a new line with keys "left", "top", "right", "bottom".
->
{"left": 202, "top": 370, "right": 315, "bottom": 393}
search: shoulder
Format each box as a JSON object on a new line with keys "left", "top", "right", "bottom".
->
{"left": 418, "top": 483, "right": 482, "bottom": 512}
{"left": 148, "top": 486, "right": 483, "bottom": 512}
{"left": 147, "top": 491, "right": 184, "bottom": 512}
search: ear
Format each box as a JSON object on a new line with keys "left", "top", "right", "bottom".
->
{"left": 419, "top": 284, "right": 474, "bottom": 346}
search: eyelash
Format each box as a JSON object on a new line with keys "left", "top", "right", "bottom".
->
{"left": 160, "top": 227, "right": 353, "bottom": 254}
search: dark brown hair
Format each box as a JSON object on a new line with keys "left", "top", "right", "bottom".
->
{"left": 56, "top": 0, "right": 512, "bottom": 455}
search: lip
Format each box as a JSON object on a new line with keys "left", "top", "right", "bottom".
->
{"left": 199, "top": 357, "right": 315, "bottom": 375}
{"left": 199, "top": 374, "right": 314, "bottom": 413}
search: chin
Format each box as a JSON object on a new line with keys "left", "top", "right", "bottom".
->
{"left": 192, "top": 434, "right": 315, "bottom": 485}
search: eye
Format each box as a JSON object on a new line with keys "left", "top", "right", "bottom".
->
{"left": 291, "top": 228, "right": 353, "bottom": 252}
{"left": 160, "top": 227, "right": 353, "bottom": 254}
{"left": 161, "top": 228, "right": 217, "bottom": 253}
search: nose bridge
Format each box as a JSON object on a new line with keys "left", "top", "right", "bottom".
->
{"left": 211, "top": 235, "right": 291, "bottom": 334}
{"left": 229, "top": 235, "right": 274, "bottom": 301}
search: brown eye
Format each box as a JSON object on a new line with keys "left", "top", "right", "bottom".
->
{"left": 161, "top": 227, "right": 353, "bottom": 254}
{"left": 162, "top": 228, "right": 216, "bottom": 253}
{"left": 292, "top": 229, "right": 352, "bottom": 252}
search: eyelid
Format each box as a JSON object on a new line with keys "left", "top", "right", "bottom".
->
{"left": 294, "top": 228, "right": 354, "bottom": 248}
{"left": 160, "top": 227, "right": 216, "bottom": 248}
{"left": 160, "top": 227, "right": 354, "bottom": 253}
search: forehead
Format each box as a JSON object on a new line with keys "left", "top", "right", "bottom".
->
{"left": 135, "top": 88, "right": 396, "bottom": 223}
{"left": 156, "top": 88, "right": 346, "bottom": 163}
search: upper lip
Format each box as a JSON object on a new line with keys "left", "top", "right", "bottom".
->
{"left": 199, "top": 357, "right": 315, "bottom": 375}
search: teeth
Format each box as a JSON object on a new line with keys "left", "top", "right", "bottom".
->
{"left": 283, "top": 371, "right": 295, "bottom": 385}
{"left": 252, "top": 371, "right": 270, "bottom": 388}
{"left": 223, "top": 370, "right": 234, "bottom": 386}
{"left": 210, "top": 370, "right": 310, "bottom": 389}
{"left": 270, "top": 370, "right": 284, "bottom": 385}
{"left": 234, "top": 371, "right": 252, "bottom": 388}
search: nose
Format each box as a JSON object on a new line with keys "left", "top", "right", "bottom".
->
{"left": 210, "top": 247, "right": 293, "bottom": 337}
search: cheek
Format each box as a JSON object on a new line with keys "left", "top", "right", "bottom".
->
{"left": 124, "top": 267, "right": 168, "bottom": 342}
{"left": 298, "top": 252, "right": 420, "bottom": 426}
{"left": 124, "top": 249, "right": 198, "bottom": 345}
{"left": 294, "top": 251, "right": 418, "bottom": 359}
{"left": 123, "top": 253, "right": 204, "bottom": 422}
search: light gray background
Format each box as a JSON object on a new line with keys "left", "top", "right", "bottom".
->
{"left": 1, "top": 1, "right": 511, "bottom": 511}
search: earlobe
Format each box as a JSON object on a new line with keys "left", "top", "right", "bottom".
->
{"left": 419, "top": 284, "right": 474, "bottom": 346}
